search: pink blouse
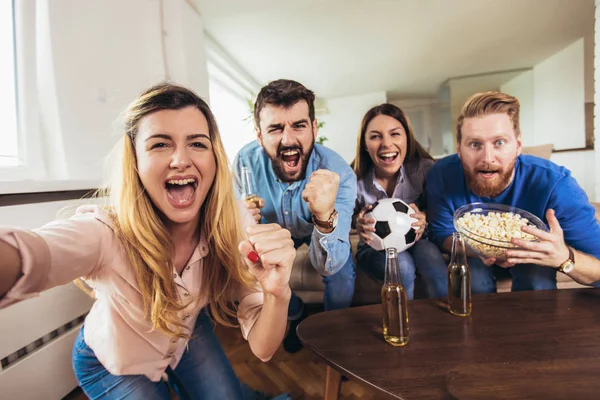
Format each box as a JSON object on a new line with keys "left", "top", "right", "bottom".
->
{"left": 0, "top": 205, "right": 263, "bottom": 381}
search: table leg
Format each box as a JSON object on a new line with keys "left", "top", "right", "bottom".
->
{"left": 324, "top": 365, "right": 342, "bottom": 400}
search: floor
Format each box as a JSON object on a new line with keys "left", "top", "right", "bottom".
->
{"left": 63, "top": 306, "right": 380, "bottom": 400}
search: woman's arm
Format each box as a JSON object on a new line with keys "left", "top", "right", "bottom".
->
{"left": 0, "top": 208, "right": 110, "bottom": 308}
{"left": 238, "top": 223, "right": 295, "bottom": 361}
{"left": 246, "top": 288, "right": 291, "bottom": 362}
{"left": 0, "top": 240, "right": 22, "bottom": 298}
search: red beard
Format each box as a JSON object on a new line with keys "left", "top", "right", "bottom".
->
{"left": 462, "top": 159, "right": 516, "bottom": 198}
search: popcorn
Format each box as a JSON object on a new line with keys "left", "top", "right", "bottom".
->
{"left": 455, "top": 211, "right": 537, "bottom": 259}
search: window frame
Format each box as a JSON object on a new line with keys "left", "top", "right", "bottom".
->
{"left": 0, "top": 0, "right": 20, "bottom": 168}
{"left": 0, "top": 0, "right": 46, "bottom": 183}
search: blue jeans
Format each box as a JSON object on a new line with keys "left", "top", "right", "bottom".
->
{"left": 418, "top": 255, "right": 559, "bottom": 297}
{"left": 72, "top": 310, "right": 286, "bottom": 400}
{"left": 288, "top": 236, "right": 356, "bottom": 318}
{"left": 356, "top": 238, "right": 447, "bottom": 300}
{"left": 467, "top": 257, "right": 558, "bottom": 294}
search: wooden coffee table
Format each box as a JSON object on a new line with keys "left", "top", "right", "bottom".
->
{"left": 297, "top": 288, "right": 600, "bottom": 399}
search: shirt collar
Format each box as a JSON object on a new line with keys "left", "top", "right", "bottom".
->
{"left": 187, "top": 231, "right": 209, "bottom": 266}
{"left": 368, "top": 165, "right": 405, "bottom": 194}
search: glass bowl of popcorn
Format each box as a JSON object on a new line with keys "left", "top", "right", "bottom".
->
{"left": 453, "top": 203, "right": 548, "bottom": 261}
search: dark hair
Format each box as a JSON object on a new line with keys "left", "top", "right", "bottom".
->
{"left": 352, "top": 103, "right": 434, "bottom": 180}
{"left": 253, "top": 79, "right": 315, "bottom": 129}
{"left": 457, "top": 91, "right": 521, "bottom": 143}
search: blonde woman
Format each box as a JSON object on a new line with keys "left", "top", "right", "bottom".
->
{"left": 0, "top": 83, "right": 294, "bottom": 399}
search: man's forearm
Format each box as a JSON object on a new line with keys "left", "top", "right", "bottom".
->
{"left": 0, "top": 240, "right": 22, "bottom": 298}
{"left": 309, "top": 227, "right": 351, "bottom": 275}
{"left": 564, "top": 249, "right": 600, "bottom": 285}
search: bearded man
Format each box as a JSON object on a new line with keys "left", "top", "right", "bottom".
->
{"left": 425, "top": 91, "right": 600, "bottom": 295}
{"left": 233, "top": 79, "right": 357, "bottom": 352}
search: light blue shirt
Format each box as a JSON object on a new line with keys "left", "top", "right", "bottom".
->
{"left": 233, "top": 141, "right": 357, "bottom": 275}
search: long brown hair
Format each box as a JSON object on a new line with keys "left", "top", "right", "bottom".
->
{"left": 352, "top": 103, "right": 434, "bottom": 180}
{"left": 91, "top": 83, "right": 253, "bottom": 338}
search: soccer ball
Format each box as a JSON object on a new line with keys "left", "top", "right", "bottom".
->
{"left": 364, "top": 198, "right": 418, "bottom": 252}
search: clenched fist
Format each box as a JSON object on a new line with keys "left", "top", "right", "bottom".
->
{"left": 301, "top": 169, "right": 340, "bottom": 223}
{"left": 239, "top": 223, "right": 295, "bottom": 298}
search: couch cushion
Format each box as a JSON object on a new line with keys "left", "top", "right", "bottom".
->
{"left": 522, "top": 144, "right": 553, "bottom": 160}
{"left": 289, "top": 234, "right": 382, "bottom": 305}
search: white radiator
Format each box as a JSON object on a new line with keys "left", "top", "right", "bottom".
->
{"left": 0, "top": 199, "right": 97, "bottom": 399}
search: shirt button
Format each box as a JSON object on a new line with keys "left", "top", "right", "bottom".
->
{"left": 173, "top": 273, "right": 177, "bottom": 278}
{"left": 183, "top": 292, "right": 189, "bottom": 297}
{"left": 285, "top": 211, "right": 289, "bottom": 215}
{"left": 169, "top": 350, "right": 174, "bottom": 355}
{"left": 186, "top": 266, "right": 190, "bottom": 270}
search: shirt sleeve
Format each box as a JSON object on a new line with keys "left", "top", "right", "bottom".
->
{"left": 309, "top": 169, "right": 358, "bottom": 275}
{"left": 426, "top": 164, "right": 455, "bottom": 249}
{"left": 548, "top": 174, "right": 600, "bottom": 260}
{"left": 232, "top": 153, "right": 244, "bottom": 199}
{"left": 236, "top": 283, "right": 264, "bottom": 340}
{"left": 0, "top": 210, "right": 110, "bottom": 308}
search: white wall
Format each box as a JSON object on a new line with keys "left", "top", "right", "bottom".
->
{"left": 500, "top": 70, "right": 535, "bottom": 146}
{"left": 1, "top": 0, "right": 209, "bottom": 188}
{"left": 497, "top": 40, "right": 594, "bottom": 198}
{"left": 163, "top": 0, "right": 210, "bottom": 98}
{"left": 585, "top": 21, "right": 595, "bottom": 104}
{"left": 551, "top": 151, "right": 596, "bottom": 199}
{"left": 446, "top": 70, "right": 525, "bottom": 151}
{"left": 533, "top": 38, "right": 586, "bottom": 150}
{"left": 319, "top": 91, "right": 387, "bottom": 162}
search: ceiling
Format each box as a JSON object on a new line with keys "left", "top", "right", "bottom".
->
{"left": 193, "top": 0, "right": 595, "bottom": 99}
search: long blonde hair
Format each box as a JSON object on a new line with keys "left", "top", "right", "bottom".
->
{"left": 91, "top": 83, "right": 253, "bottom": 338}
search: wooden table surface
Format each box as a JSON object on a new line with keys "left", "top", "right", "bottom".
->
{"left": 297, "top": 289, "right": 600, "bottom": 400}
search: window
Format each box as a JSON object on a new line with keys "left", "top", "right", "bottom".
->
{"left": 0, "top": 0, "right": 19, "bottom": 167}
{"left": 207, "top": 62, "right": 256, "bottom": 160}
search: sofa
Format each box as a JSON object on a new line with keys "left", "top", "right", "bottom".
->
{"left": 290, "top": 145, "right": 594, "bottom": 305}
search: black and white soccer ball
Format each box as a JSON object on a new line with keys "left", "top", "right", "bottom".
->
{"left": 364, "top": 198, "right": 418, "bottom": 252}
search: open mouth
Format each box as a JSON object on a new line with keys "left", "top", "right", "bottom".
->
{"left": 279, "top": 149, "right": 301, "bottom": 170}
{"left": 165, "top": 177, "right": 198, "bottom": 206}
{"left": 477, "top": 170, "right": 499, "bottom": 180}
{"left": 378, "top": 152, "right": 399, "bottom": 164}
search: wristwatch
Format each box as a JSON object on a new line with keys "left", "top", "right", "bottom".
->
{"left": 558, "top": 247, "right": 575, "bottom": 274}
{"left": 312, "top": 210, "right": 339, "bottom": 231}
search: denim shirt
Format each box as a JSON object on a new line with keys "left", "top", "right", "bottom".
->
{"left": 233, "top": 141, "right": 357, "bottom": 275}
